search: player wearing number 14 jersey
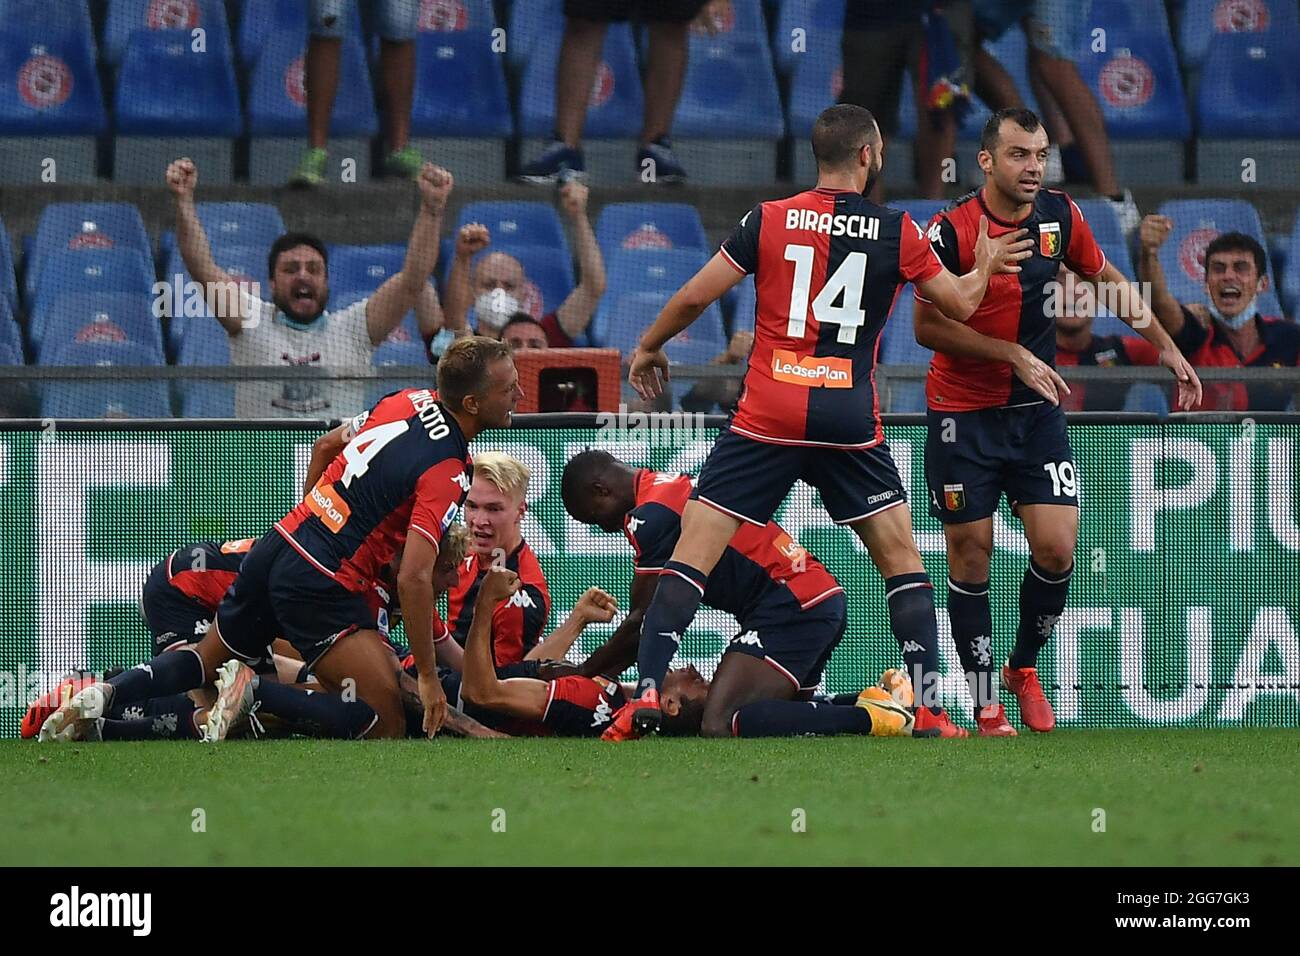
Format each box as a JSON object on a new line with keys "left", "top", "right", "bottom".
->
{"left": 42, "top": 338, "right": 524, "bottom": 743}
{"left": 621, "top": 105, "right": 1035, "bottom": 737}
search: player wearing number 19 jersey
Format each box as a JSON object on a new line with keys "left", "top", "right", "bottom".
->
{"left": 621, "top": 105, "right": 1035, "bottom": 738}
{"left": 41, "top": 338, "right": 523, "bottom": 743}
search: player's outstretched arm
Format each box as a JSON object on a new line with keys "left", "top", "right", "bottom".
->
{"left": 525, "top": 587, "right": 618, "bottom": 662}
{"left": 915, "top": 218, "right": 1034, "bottom": 322}
{"left": 166, "top": 157, "right": 246, "bottom": 335}
{"left": 915, "top": 300, "right": 1071, "bottom": 405}
{"left": 1076, "top": 260, "right": 1203, "bottom": 410}
{"left": 630, "top": 253, "right": 747, "bottom": 399}
{"left": 1135, "top": 214, "right": 1186, "bottom": 337}
{"left": 366, "top": 164, "right": 453, "bottom": 346}
{"left": 461, "top": 567, "right": 550, "bottom": 719}
{"left": 302, "top": 420, "right": 355, "bottom": 496}
{"left": 398, "top": 529, "right": 449, "bottom": 736}
{"left": 577, "top": 573, "right": 655, "bottom": 678}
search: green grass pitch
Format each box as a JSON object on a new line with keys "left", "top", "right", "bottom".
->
{"left": 2, "top": 730, "right": 1296, "bottom": 866}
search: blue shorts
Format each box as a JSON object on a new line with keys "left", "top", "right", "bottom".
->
{"left": 311, "top": 0, "right": 418, "bottom": 41}
{"left": 694, "top": 428, "right": 907, "bottom": 526}
{"left": 140, "top": 560, "right": 213, "bottom": 656}
{"left": 215, "top": 531, "right": 378, "bottom": 669}
{"left": 925, "top": 402, "right": 1078, "bottom": 524}
{"left": 724, "top": 592, "right": 848, "bottom": 693}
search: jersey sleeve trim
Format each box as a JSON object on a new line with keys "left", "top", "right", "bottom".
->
{"left": 408, "top": 523, "right": 441, "bottom": 552}
{"left": 719, "top": 246, "right": 747, "bottom": 275}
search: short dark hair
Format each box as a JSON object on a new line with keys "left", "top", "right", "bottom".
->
{"left": 1204, "top": 231, "right": 1268, "bottom": 279}
{"left": 980, "top": 108, "right": 1043, "bottom": 154}
{"left": 560, "top": 449, "right": 615, "bottom": 515}
{"left": 812, "top": 103, "right": 879, "bottom": 169}
{"left": 659, "top": 694, "right": 706, "bottom": 737}
{"left": 268, "top": 232, "right": 328, "bottom": 278}
{"left": 501, "top": 314, "right": 545, "bottom": 338}
{"left": 435, "top": 336, "right": 513, "bottom": 413}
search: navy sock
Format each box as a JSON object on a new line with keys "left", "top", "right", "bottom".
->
{"left": 107, "top": 649, "right": 206, "bottom": 707}
{"left": 636, "top": 560, "right": 707, "bottom": 696}
{"left": 253, "top": 680, "right": 378, "bottom": 739}
{"left": 885, "top": 572, "right": 942, "bottom": 714}
{"left": 947, "top": 578, "right": 996, "bottom": 709}
{"left": 734, "top": 699, "right": 872, "bottom": 737}
{"left": 1009, "top": 560, "right": 1072, "bottom": 670}
{"left": 100, "top": 695, "right": 199, "bottom": 740}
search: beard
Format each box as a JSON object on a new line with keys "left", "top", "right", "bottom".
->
{"left": 863, "top": 158, "right": 883, "bottom": 196}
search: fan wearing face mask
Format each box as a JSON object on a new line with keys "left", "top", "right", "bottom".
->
{"left": 1139, "top": 218, "right": 1300, "bottom": 412}
{"left": 442, "top": 181, "right": 606, "bottom": 349}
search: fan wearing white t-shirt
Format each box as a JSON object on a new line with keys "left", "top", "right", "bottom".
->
{"left": 166, "top": 157, "right": 453, "bottom": 416}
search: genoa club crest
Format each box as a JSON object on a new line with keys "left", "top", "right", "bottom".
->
{"left": 1039, "top": 222, "right": 1063, "bottom": 259}
{"left": 943, "top": 484, "right": 966, "bottom": 512}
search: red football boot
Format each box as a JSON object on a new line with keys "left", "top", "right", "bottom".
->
{"left": 975, "top": 703, "right": 1018, "bottom": 737}
{"left": 21, "top": 675, "right": 100, "bottom": 739}
{"left": 1001, "top": 664, "right": 1056, "bottom": 732}
{"left": 912, "top": 706, "right": 969, "bottom": 738}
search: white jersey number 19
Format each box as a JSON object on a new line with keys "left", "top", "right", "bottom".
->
{"left": 782, "top": 244, "right": 868, "bottom": 344}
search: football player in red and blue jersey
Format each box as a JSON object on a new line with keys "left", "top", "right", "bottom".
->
{"left": 42, "top": 338, "right": 523, "bottom": 743}
{"left": 561, "top": 451, "right": 920, "bottom": 739}
{"left": 620, "top": 104, "right": 1035, "bottom": 736}
{"left": 913, "top": 108, "right": 1201, "bottom": 735}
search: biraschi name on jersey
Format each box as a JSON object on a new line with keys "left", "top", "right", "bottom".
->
{"left": 784, "top": 208, "right": 880, "bottom": 239}
{"left": 409, "top": 388, "right": 451, "bottom": 440}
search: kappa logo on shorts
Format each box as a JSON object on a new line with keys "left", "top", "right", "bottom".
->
{"left": 590, "top": 696, "right": 614, "bottom": 728}
{"left": 627, "top": 516, "right": 645, "bottom": 534}
{"left": 943, "top": 483, "right": 966, "bottom": 511}
{"left": 193, "top": 619, "right": 211, "bottom": 636}
{"left": 1039, "top": 222, "right": 1063, "bottom": 259}
{"left": 732, "top": 630, "right": 763, "bottom": 648}
{"left": 771, "top": 350, "right": 852, "bottom": 389}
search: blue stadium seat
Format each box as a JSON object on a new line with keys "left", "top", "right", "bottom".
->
{"left": 595, "top": 291, "right": 727, "bottom": 366}
{"left": 1088, "top": 0, "right": 1175, "bottom": 43}
{"left": 8, "top": 0, "right": 93, "bottom": 32}
{"left": 115, "top": 29, "right": 242, "bottom": 136}
{"left": 177, "top": 318, "right": 231, "bottom": 365}
{"left": 506, "top": 0, "right": 563, "bottom": 68}
{"left": 31, "top": 248, "right": 156, "bottom": 315}
{"left": 32, "top": 292, "right": 162, "bottom": 361}
{"left": 519, "top": 24, "right": 642, "bottom": 138}
{"left": 248, "top": 30, "right": 377, "bottom": 137}
{"left": 1074, "top": 198, "right": 1135, "bottom": 278}
{"left": 415, "top": 0, "right": 497, "bottom": 31}
{"left": 1123, "top": 382, "right": 1170, "bottom": 415}
{"left": 0, "top": 293, "right": 21, "bottom": 357}
{"left": 162, "top": 244, "right": 264, "bottom": 352}
{"left": 594, "top": 249, "right": 710, "bottom": 346}
{"left": 881, "top": 302, "right": 933, "bottom": 367}
{"left": 673, "top": 37, "right": 784, "bottom": 138}
{"left": 42, "top": 339, "right": 163, "bottom": 367}
{"left": 372, "top": 339, "right": 430, "bottom": 367}
{"left": 1154, "top": 199, "right": 1284, "bottom": 316}
{"left": 774, "top": 0, "right": 844, "bottom": 74}
{"left": 1198, "top": 32, "right": 1300, "bottom": 137}
{"left": 1283, "top": 210, "right": 1300, "bottom": 312}
{"left": 1075, "top": 29, "right": 1190, "bottom": 139}
{"left": 0, "top": 26, "right": 106, "bottom": 135}
{"left": 787, "top": 34, "right": 840, "bottom": 140}
{"left": 1178, "top": 0, "right": 1299, "bottom": 69}
{"left": 330, "top": 244, "right": 408, "bottom": 294}
{"left": 41, "top": 359, "right": 171, "bottom": 417}
{"left": 26, "top": 202, "right": 151, "bottom": 305}
{"left": 596, "top": 203, "right": 710, "bottom": 257}
{"left": 0, "top": 341, "right": 21, "bottom": 366}
{"left": 178, "top": 381, "right": 235, "bottom": 417}
{"left": 410, "top": 31, "right": 512, "bottom": 137}
{"left": 160, "top": 202, "right": 286, "bottom": 261}
{"left": 456, "top": 202, "right": 569, "bottom": 259}
{"left": 104, "top": 0, "right": 234, "bottom": 67}
{"left": 893, "top": 200, "right": 947, "bottom": 233}
{"left": 0, "top": 218, "right": 17, "bottom": 313}
{"left": 729, "top": 274, "right": 756, "bottom": 336}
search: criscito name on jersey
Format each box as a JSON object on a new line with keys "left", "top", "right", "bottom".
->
{"left": 785, "top": 208, "right": 880, "bottom": 239}
{"left": 408, "top": 389, "right": 451, "bottom": 440}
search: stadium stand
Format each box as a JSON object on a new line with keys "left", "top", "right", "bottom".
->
{"left": 0, "top": 19, "right": 106, "bottom": 183}
{"left": 455, "top": 201, "right": 570, "bottom": 260}
{"left": 518, "top": 24, "right": 644, "bottom": 185}
{"left": 0, "top": 341, "right": 20, "bottom": 368}
{"left": 237, "top": 0, "right": 362, "bottom": 64}
{"left": 163, "top": 244, "right": 264, "bottom": 353}
{"left": 372, "top": 338, "right": 430, "bottom": 367}
{"left": 506, "top": 0, "right": 563, "bottom": 69}
{"left": 159, "top": 202, "right": 287, "bottom": 261}
{"left": 0, "top": 293, "right": 20, "bottom": 359}
{"left": 25, "top": 203, "right": 151, "bottom": 306}
{"left": 113, "top": 28, "right": 242, "bottom": 184}
{"left": 774, "top": 0, "right": 844, "bottom": 75}
{"left": 592, "top": 248, "right": 712, "bottom": 347}
{"left": 247, "top": 29, "right": 378, "bottom": 184}
{"left": 409, "top": 30, "right": 512, "bottom": 184}
{"left": 30, "top": 248, "right": 156, "bottom": 317}
{"left": 1196, "top": 31, "right": 1300, "bottom": 186}
{"left": 1154, "top": 198, "right": 1285, "bottom": 316}
{"left": 596, "top": 290, "right": 727, "bottom": 370}
{"left": 729, "top": 274, "right": 756, "bottom": 337}
{"left": 1178, "top": 0, "right": 1300, "bottom": 70}
{"left": 1284, "top": 210, "right": 1300, "bottom": 313}
{"left": 104, "top": 0, "right": 236, "bottom": 67}
{"left": 0, "top": 218, "right": 17, "bottom": 315}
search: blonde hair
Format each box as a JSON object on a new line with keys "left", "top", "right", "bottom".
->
{"left": 440, "top": 522, "right": 470, "bottom": 566}
{"left": 472, "top": 452, "right": 530, "bottom": 501}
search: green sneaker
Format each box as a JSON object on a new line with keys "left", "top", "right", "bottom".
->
{"left": 289, "top": 146, "right": 327, "bottom": 187}
{"left": 386, "top": 144, "right": 424, "bottom": 180}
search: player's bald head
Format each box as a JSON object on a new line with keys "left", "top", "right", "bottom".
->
{"left": 811, "top": 104, "right": 881, "bottom": 171}
{"left": 561, "top": 450, "right": 634, "bottom": 532}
